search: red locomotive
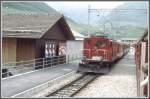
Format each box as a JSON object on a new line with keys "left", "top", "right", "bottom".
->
{"left": 78, "top": 36, "right": 129, "bottom": 73}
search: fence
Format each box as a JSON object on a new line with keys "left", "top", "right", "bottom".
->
{"left": 2, "top": 53, "right": 83, "bottom": 78}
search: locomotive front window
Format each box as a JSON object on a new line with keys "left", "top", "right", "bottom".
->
{"left": 95, "top": 41, "right": 106, "bottom": 46}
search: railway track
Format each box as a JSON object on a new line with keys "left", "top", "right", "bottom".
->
{"left": 46, "top": 74, "right": 98, "bottom": 98}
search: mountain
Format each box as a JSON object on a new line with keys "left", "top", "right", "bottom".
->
{"left": 65, "top": 17, "right": 103, "bottom": 36}
{"left": 100, "top": 2, "right": 148, "bottom": 28}
{"left": 48, "top": 2, "right": 148, "bottom": 39}
{"left": 2, "top": 2, "right": 58, "bottom": 14}
{"left": 100, "top": 2, "right": 148, "bottom": 39}
{"left": 2, "top": 2, "right": 148, "bottom": 39}
{"left": 2, "top": 2, "right": 102, "bottom": 36}
{"left": 2, "top": 2, "right": 87, "bottom": 33}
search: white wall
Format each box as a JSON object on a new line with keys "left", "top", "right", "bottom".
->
{"left": 140, "top": 42, "right": 146, "bottom": 96}
{"left": 66, "top": 40, "right": 83, "bottom": 61}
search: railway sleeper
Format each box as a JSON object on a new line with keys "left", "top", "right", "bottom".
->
{"left": 57, "top": 92, "right": 71, "bottom": 95}
{"left": 63, "top": 87, "right": 78, "bottom": 91}
{"left": 47, "top": 75, "right": 98, "bottom": 97}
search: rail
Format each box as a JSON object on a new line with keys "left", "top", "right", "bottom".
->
{"left": 46, "top": 74, "right": 98, "bottom": 97}
{"left": 2, "top": 53, "right": 83, "bottom": 78}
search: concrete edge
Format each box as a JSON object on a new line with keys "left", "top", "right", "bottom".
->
{"left": 10, "top": 71, "right": 76, "bottom": 98}
{"left": 34, "top": 74, "right": 83, "bottom": 97}
{"left": 2, "top": 63, "right": 66, "bottom": 80}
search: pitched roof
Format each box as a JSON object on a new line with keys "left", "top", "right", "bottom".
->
{"left": 2, "top": 13, "right": 62, "bottom": 38}
{"left": 2, "top": 2, "right": 74, "bottom": 40}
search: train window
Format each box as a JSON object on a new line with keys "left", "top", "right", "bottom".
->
{"left": 95, "top": 40, "right": 106, "bottom": 47}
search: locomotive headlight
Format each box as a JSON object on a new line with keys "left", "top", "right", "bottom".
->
{"left": 92, "top": 56, "right": 103, "bottom": 61}
{"left": 103, "top": 59, "right": 108, "bottom": 62}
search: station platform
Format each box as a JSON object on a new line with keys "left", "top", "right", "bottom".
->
{"left": 1, "top": 62, "right": 79, "bottom": 97}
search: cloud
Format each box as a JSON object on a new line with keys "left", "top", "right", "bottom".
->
{"left": 45, "top": 1, "right": 125, "bottom": 9}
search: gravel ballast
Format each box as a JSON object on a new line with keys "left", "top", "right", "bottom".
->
{"left": 75, "top": 52, "right": 137, "bottom": 98}
{"left": 33, "top": 73, "right": 82, "bottom": 97}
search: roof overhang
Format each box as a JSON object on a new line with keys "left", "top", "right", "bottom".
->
{"left": 2, "top": 30, "right": 42, "bottom": 38}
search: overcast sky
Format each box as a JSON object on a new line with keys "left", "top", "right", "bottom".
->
{"left": 45, "top": 1, "right": 125, "bottom": 9}
{"left": 45, "top": 1, "right": 148, "bottom": 26}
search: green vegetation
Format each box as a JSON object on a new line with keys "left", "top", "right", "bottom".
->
{"left": 65, "top": 17, "right": 103, "bottom": 36}
{"left": 2, "top": 2, "right": 58, "bottom": 14}
{"left": 98, "top": 2, "right": 148, "bottom": 40}
{"left": 2, "top": 2, "right": 148, "bottom": 40}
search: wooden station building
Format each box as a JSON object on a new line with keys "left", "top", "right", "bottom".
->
{"left": 2, "top": 12, "right": 74, "bottom": 64}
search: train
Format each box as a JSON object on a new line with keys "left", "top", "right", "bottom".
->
{"left": 77, "top": 35, "right": 129, "bottom": 73}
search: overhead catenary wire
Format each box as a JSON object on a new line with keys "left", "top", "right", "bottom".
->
{"left": 87, "top": 5, "right": 147, "bottom": 37}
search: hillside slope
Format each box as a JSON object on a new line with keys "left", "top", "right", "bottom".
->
{"left": 101, "top": 2, "right": 148, "bottom": 28}
{"left": 2, "top": 2, "right": 148, "bottom": 39}
{"left": 47, "top": 2, "right": 148, "bottom": 39}
{"left": 2, "top": 2, "right": 92, "bottom": 35}
{"left": 2, "top": 2, "right": 58, "bottom": 14}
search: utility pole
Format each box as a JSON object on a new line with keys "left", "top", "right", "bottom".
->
{"left": 87, "top": 5, "right": 91, "bottom": 37}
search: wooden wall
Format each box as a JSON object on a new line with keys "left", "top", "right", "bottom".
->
{"left": 2, "top": 20, "right": 69, "bottom": 63}
{"left": 2, "top": 37, "right": 67, "bottom": 64}
{"left": 35, "top": 39, "right": 66, "bottom": 59}
{"left": 17, "top": 38, "right": 35, "bottom": 62}
{"left": 42, "top": 21, "right": 67, "bottom": 40}
{"left": 2, "top": 38, "right": 17, "bottom": 63}
{"left": 35, "top": 39, "right": 45, "bottom": 58}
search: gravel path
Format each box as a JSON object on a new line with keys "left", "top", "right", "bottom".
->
{"left": 75, "top": 52, "right": 137, "bottom": 98}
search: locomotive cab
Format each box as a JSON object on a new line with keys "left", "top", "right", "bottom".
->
{"left": 78, "top": 36, "right": 111, "bottom": 74}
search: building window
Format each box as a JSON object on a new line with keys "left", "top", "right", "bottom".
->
{"left": 45, "top": 42, "right": 56, "bottom": 58}
{"left": 59, "top": 43, "right": 66, "bottom": 56}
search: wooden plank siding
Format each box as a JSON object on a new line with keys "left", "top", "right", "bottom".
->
{"left": 42, "top": 21, "right": 67, "bottom": 40}
{"left": 2, "top": 38, "right": 17, "bottom": 63}
{"left": 16, "top": 38, "right": 36, "bottom": 62}
{"left": 35, "top": 39, "right": 45, "bottom": 59}
{"left": 2, "top": 16, "right": 74, "bottom": 64}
